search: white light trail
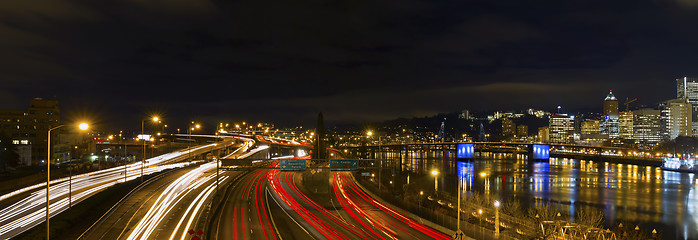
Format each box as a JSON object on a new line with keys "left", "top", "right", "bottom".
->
{"left": 0, "top": 142, "right": 228, "bottom": 239}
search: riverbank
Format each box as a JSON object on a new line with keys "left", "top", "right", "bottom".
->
{"left": 550, "top": 152, "right": 663, "bottom": 166}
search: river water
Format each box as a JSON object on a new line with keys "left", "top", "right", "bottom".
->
{"left": 375, "top": 151, "right": 698, "bottom": 239}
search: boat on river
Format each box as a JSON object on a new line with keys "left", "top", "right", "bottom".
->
{"left": 661, "top": 157, "right": 698, "bottom": 173}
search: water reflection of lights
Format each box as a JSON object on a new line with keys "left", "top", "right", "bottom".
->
{"left": 457, "top": 162, "right": 474, "bottom": 192}
{"left": 685, "top": 178, "right": 698, "bottom": 240}
{"left": 531, "top": 162, "right": 550, "bottom": 195}
{"left": 383, "top": 152, "right": 698, "bottom": 238}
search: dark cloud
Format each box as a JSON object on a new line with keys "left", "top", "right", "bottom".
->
{"left": 0, "top": 0, "right": 697, "bottom": 129}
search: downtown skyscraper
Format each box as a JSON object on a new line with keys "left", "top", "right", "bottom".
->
{"left": 601, "top": 91, "right": 619, "bottom": 139}
{"left": 676, "top": 77, "right": 698, "bottom": 136}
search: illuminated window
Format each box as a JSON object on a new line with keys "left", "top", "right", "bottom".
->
{"left": 12, "top": 140, "right": 19, "bottom": 145}
{"left": 20, "top": 140, "right": 28, "bottom": 145}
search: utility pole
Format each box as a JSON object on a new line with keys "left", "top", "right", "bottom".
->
{"left": 141, "top": 120, "right": 145, "bottom": 183}
{"left": 494, "top": 200, "right": 501, "bottom": 238}
{"left": 457, "top": 176, "right": 461, "bottom": 232}
{"left": 124, "top": 142, "right": 127, "bottom": 183}
{"left": 68, "top": 168, "right": 72, "bottom": 209}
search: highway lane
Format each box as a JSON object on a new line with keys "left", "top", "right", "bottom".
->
{"left": 81, "top": 165, "right": 199, "bottom": 240}
{"left": 269, "top": 168, "right": 379, "bottom": 240}
{"left": 0, "top": 141, "right": 233, "bottom": 240}
{"left": 264, "top": 166, "right": 452, "bottom": 240}
{"left": 124, "top": 161, "right": 234, "bottom": 240}
{"left": 331, "top": 171, "right": 451, "bottom": 240}
{"left": 211, "top": 160, "right": 315, "bottom": 240}
{"left": 116, "top": 143, "right": 274, "bottom": 240}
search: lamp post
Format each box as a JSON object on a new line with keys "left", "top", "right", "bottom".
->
{"left": 124, "top": 136, "right": 127, "bottom": 183}
{"left": 368, "top": 131, "right": 384, "bottom": 192}
{"left": 188, "top": 122, "right": 200, "bottom": 160}
{"left": 216, "top": 156, "right": 219, "bottom": 195}
{"left": 494, "top": 200, "right": 501, "bottom": 238}
{"left": 457, "top": 174, "right": 461, "bottom": 233}
{"left": 478, "top": 209, "right": 483, "bottom": 239}
{"left": 46, "top": 122, "right": 88, "bottom": 240}
{"left": 141, "top": 116, "right": 159, "bottom": 183}
{"left": 431, "top": 169, "right": 439, "bottom": 194}
{"left": 419, "top": 190, "right": 423, "bottom": 208}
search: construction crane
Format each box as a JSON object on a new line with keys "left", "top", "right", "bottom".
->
{"left": 625, "top": 97, "right": 637, "bottom": 112}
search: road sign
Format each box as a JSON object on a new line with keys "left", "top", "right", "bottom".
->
{"left": 330, "top": 159, "right": 358, "bottom": 170}
{"left": 280, "top": 159, "right": 307, "bottom": 170}
{"left": 361, "top": 172, "right": 370, "bottom": 176}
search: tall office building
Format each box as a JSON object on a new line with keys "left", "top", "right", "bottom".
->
{"left": 516, "top": 125, "right": 528, "bottom": 138}
{"left": 501, "top": 118, "right": 516, "bottom": 138}
{"left": 537, "top": 127, "right": 549, "bottom": 143}
{"left": 660, "top": 98, "right": 692, "bottom": 140}
{"left": 618, "top": 111, "right": 633, "bottom": 139}
{"left": 549, "top": 114, "right": 574, "bottom": 144}
{"left": 0, "top": 98, "right": 60, "bottom": 165}
{"left": 633, "top": 108, "right": 661, "bottom": 145}
{"left": 581, "top": 120, "right": 601, "bottom": 135}
{"left": 676, "top": 77, "right": 698, "bottom": 136}
{"left": 601, "top": 91, "right": 620, "bottom": 139}
{"left": 601, "top": 114, "right": 619, "bottom": 139}
{"left": 603, "top": 90, "right": 619, "bottom": 115}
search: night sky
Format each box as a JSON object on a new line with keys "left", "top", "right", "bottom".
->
{"left": 1, "top": 0, "right": 698, "bottom": 130}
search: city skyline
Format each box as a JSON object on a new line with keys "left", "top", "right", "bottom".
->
{"left": 2, "top": 1, "right": 698, "bottom": 240}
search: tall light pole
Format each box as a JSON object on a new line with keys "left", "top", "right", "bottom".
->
{"left": 478, "top": 209, "right": 483, "bottom": 239}
{"left": 141, "top": 116, "right": 159, "bottom": 183}
{"left": 216, "top": 156, "right": 220, "bottom": 195}
{"left": 188, "top": 122, "right": 200, "bottom": 160}
{"left": 457, "top": 174, "right": 461, "bottom": 233}
{"left": 431, "top": 169, "right": 439, "bottom": 195}
{"left": 494, "top": 200, "right": 501, "bottom": 238}
{"left": 419, "top": 191, "right": 423, "bottom": 208}
{"left": 124, "top": 138, "right": 127, "bottom": 183}
{"left": 367, "top": 131, "right": 384, "bottom": 192}
{"left": 47, "top": 122, "right": 88, "bottom": 240}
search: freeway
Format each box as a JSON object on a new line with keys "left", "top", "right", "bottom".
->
{"left": 85, "top": 142, "right": 273, "bottom": 240}
{"left": 209, "top": 164, "right": 314, "bottom": 240}
{"left": 0, "top": 141, "right": 233, "bottom": 239}
{"left": 264, "top": 164, "right": 452, "bottom": 240}
{"left": 123, "top": 161, "right": 232, "bottom": 240}
{"left": 331, "top": 171, "right": 450, "bottom": 240}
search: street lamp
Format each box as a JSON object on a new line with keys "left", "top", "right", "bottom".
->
{"left": 47, "top": 122, "right": 89, "bottom": 240}
{"left": 494, "top": 200, "right": 501, "bottom": 237}
{"left": 478, "top": 209, "right": 483, "bottom": 239}
{"left": 367, "top": 130, "right": 384, "bottom": 192}
{"left": 419, "top": 190, "right": 424, "bottom": 208}
{"left": 457, "top": 171, "right": 462, "bottom": 233}
{"left": 141, "top": 116, "right": 159, "bottom": 183}
{"left": 188, "top": 122, "right": 200, "bottom": 160}
{"left": 431, "top": 169, "right": 439, "bottom": 194}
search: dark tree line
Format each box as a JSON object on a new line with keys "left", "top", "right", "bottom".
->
{"left": 655, "top": 136, "right": 698, "bottom": 155}
{"left": 0, "top": 132, "right": 20, "bottom": 172}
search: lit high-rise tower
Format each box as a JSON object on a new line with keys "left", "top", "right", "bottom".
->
{"left": 603, "top": 90, "right": 618, "bottom": 115}
{"left": 602, "top": 90, "right": 619, "bottom": 138}
{"left": 660, "top": 99, "right": 692, "bottom": 140}
{"left": 676, "top": 77, "right": 698, "bottom": 136}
